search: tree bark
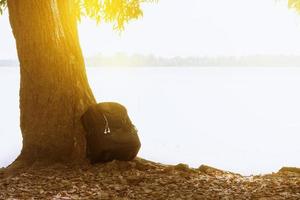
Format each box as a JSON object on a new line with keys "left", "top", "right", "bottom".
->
{"left": 7, "top": 0, "right": 96, "bottom": 165}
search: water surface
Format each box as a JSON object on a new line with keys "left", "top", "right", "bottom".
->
{"left": 1, "top": 66, "right": 300, "bottom": 175}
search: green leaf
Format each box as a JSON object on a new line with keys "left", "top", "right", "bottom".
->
{"left": 78, "top": 0, "right": 157, "bottom": 31}
{"left": 0, "top": 0, "right": 7, "bottom": 15}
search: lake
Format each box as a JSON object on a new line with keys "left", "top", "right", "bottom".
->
{"left": 1, "top": 66, "right": 300, "bottom": 175}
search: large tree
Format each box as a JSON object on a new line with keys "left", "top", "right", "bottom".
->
{"left": 0, "top": 0, "right": 153, "bottom": 170}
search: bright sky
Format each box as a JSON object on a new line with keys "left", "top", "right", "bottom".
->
{"left": 1, "top": 0, "right": 300, "bottom": 59}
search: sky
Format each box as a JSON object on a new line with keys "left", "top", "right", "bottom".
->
{"left": 1, "top": 0, "right": 300, "bottom": 58}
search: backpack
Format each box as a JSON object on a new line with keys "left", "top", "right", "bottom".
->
{"left": 81, "top": 102, "right": 141, "bottom": 163}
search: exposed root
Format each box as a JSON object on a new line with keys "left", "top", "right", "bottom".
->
{"left": 3, "top": 155, "right": 91, "bottom": 178}
{"left": 3, "top": 158, "right": 31, "bottom": 178}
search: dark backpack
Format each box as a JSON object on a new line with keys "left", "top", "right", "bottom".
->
{"left": 81, "top": 102, "right": 141, "bottom": 163}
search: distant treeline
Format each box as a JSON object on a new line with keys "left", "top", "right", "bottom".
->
{"left": 0, "top": 60, "right": 19, "bottom": 66}
{"left": 86, "top": 54, "right": 300, "bottom": 67}
{"left": 2, "top": 54, "right": 300, "bottom": 67}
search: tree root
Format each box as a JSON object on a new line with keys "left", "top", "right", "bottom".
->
{"left": 3, "top": 155, "right": 91, "bottom": 178}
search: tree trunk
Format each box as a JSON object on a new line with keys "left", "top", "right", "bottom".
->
{"left": 7, "top": 0, "right": 96, "bottom": 166}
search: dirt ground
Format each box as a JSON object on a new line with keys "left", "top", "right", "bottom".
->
{"left": 0, "top": 158, "right": 299, "bottom": 200}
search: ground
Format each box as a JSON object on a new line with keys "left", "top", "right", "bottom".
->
{"left": 0, "top": 158, "right": 299, "bottom": 200}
